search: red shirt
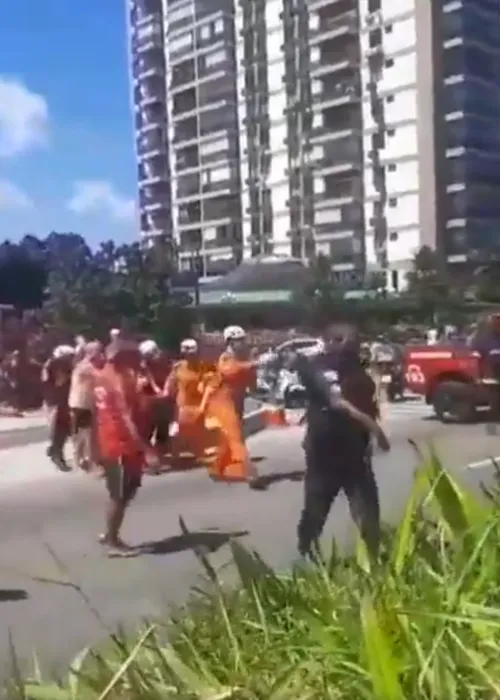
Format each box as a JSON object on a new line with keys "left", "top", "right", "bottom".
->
{"left": 93, "top": 367, "right": 144, "bottom": 469}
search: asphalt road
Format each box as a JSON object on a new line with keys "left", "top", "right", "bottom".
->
{"left": 0, "top": 413, "right": 499, "bottom": 678}
{"left": 0, "top": 397, "right": 263, "bottom": 451}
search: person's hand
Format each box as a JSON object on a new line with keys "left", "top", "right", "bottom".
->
{"left": 375, "top": 426, "right": 391, "bottom": 452}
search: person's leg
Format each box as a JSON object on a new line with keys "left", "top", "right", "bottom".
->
{"left": 343, "top": 453, "right": 381, "bottom": 559}
{"left": 102, "top": 463, "right": 141, "bottom": 557}
{"left": 47, "top": 406, "right": 71, "bottom": 471}
{"left": 71, "top": 409, "right": 88, "bottom": 469}
{"left": 297, "top": 449, "right": 341, "bottom": 558}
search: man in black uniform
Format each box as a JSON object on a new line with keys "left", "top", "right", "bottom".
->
{"left": 289, "top": 329, "right": 390, "bottom": 559}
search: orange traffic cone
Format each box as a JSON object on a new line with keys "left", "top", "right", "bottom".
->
{"left": 264, "top": 405, "right": 289, "bottom": 427}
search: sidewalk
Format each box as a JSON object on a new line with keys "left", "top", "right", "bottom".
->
{"left": 0, "top": 411, "right": 47, "bottom": 433}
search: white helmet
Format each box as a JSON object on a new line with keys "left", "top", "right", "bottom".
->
{"left": 223, "top": 325, "right": 246, "bottom": 342}
{"left": 53, "top": 344, "right": 76, "bottom": 359}
{"left": 139, "top": 339, "right": 160, "bottom": 356}
{"left": 180, "top": 338, "right": 198, "bottom": 354}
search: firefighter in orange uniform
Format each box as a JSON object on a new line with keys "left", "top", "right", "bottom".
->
{"left": 202, "top": 325, "right": 260, "bottom": 487}
{"left": 163, "top": 338, "right": 206, "bottom": 465}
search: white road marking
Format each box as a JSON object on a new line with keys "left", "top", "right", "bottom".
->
{"left": 466, "top": 456, "right": 500, "bottom": 470}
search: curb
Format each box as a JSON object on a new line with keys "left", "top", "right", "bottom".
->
{"left": 243, "top": 406, "right": 269, "bottom": 439}
{"left": 0, "top": 407, "right": 270, "bottom": 453}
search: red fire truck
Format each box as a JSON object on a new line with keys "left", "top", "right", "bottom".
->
{"left": 403, "top": 345, "right": 498, "bottom": 423}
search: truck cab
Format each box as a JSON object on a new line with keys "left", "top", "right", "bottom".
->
{"left": 403, "top": 345, "right": 491, "bottom": 422}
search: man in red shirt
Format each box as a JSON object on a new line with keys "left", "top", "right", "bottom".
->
{"left": 94, "top": 340, "right": 159, "bottom": 557}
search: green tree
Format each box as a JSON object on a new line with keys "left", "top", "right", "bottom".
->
{"left": 406, "top": 246, "right": 450, "bottom": 306}
{"left": 474, "top": 264, "right": 500, "bottom": 303}
{"left": 0, "top": 241, "right": 47, "bottom": 308}
{"left": 5, "top": 232, "right": 191, "bottom": 346}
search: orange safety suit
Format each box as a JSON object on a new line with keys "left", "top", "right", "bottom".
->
{"left": 203, "top": 352, "right": 256, "bottom": 481}
{"left": 164, "top": 359, "right": 206, "bottom": 463}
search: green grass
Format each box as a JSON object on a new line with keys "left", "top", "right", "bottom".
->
{"left": 8, "top": 451, "right": 500, "bottom": 699}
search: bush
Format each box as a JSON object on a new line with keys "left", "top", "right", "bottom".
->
{"left": 9, "top": 453, "right": 500, "bottom": 698}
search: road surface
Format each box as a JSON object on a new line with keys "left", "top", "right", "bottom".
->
{"left": 0, "top": 402, "right": 499, "bottom": 677}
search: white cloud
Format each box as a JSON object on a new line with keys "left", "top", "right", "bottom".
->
{"left": 0, "top": 77, "right": 49, "bottom": 157}
{"left": 0, "top": 180, "right": 33, "bottom": 211}
{"left": 67, "top": 180, "right": 136, "bottom": 221}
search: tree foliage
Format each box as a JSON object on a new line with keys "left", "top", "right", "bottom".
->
{"left": 474, "top": 264, "right": 500, "bottom": 303}
{"left": 0, "top": 232, "right": 191, "bottom": 348}
{"left": 406, "top": 246, "right": 450, "bottom": 306}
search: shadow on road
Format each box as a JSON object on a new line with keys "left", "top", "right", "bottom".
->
{"left": 255, "top": 469, "right": 305, "bottom": 490}
{"left": 0, "top": 589, "right": 28, "bottom": 603}
{"left": 139, "top": 529, "right": 249, "bottom": 556}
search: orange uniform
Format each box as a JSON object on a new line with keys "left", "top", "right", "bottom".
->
{"left": 203, "top": 353, "right": 256, "bottom": 481}
{"left": 164, "top": 359, "right": 207, "bottom": 463}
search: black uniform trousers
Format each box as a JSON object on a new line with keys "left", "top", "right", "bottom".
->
{"left": 297, "top": 424, "right": 380, "bottom": 559}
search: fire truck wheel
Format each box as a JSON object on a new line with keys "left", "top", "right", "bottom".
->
{"left": 432, "top": 381, "right": 476, "bottom": 424}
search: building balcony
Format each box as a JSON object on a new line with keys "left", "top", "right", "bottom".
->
{"left": 309, "top": 10, "right": 358, "bottom": 46}
{"left": 133, "top": 24, "right": 163, "bottom": 54}
{"left": 314, "top": 174, "right": 362, "bottom": 203}
{"left": 132, "top": 48, "right": 165, "bottom": 81}
{"left": 170, "top": 60, "right": 197, "bottom": 92}
{"left": 138, "top": 159, "right": 169, "bottom": 184}
{"left": 312, "top": 81, "right": 360, "bottom": 110}
{"left": 137, "top": 126, "right": 166, "bottom": 156}
{"left": 134, "top": 77, "right": 166, "bottom": 107}
{"left": 308, "top": 0, "right": 352, "bottom": 12}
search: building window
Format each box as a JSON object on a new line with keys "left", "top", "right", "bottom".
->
{"left": 205, "top": 49, "right": 226, "bottom": 68}
{"left": 211, "top": 166, "right": 230, "bottom": 182}
{"left": 200, "top": 136, "right": 229, "bottom": 156}
{"left": 169, "top": 32, "right": 193, "bottom": 53}
{"left": 214, "top": 18, "right": 224, "bottom": 34}
{"left": 200, "top": 24, "right": 211, "bottom": 40}
{"left": 168, "top": 2, "right": 193, "bottom": 24}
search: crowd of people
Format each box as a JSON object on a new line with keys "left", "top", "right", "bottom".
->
{"left": 3, "top": 313, "right": 493, "bottom": 562}
{"left": 33, "top": 324, "right": 266, "bottom": 557}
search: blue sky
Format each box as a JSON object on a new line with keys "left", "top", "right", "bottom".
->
{"left": 0, "top": 0, "right": 137, "bottom": 247}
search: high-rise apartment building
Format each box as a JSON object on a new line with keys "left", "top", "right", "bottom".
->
{"left": 437, "top": 0, "right": 500, "bottom": 266}
{"left": 128, "top": 0, "right": 500, "bottom": 289}
{"left": 129, "top": 0, "right": 172, "bottom": 240}
{"left": 166, "top": 0, "right": 243, "bottom": 277}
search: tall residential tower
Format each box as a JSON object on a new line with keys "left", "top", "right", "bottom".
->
{"left": 128, "top": 0, "right": 500, "bottom": 288}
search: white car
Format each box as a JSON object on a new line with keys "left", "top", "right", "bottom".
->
{"left": 257, "top": 337, "right": 323, "bottom": 367}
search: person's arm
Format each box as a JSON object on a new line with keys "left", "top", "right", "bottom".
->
{"left": 334, "top": 395, "right": 390, "bottom": 451}
{"left": 199, "top": 370, "right": 221, "bottom": 415}
{"left": 162, "top": 365, "right": 178, "bottom": 397}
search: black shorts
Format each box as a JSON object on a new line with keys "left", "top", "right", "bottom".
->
{"left": 70, "top": 408, "right": 93, "bottom": 432}
{"left": 103, "top": 461, "right": 142, "bottom": 503}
